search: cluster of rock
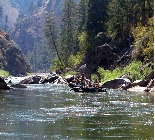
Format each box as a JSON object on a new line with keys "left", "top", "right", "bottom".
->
{"left": 101, "top": 70, "right": 154, "bottom": 93}
{"left": 19, "top": 73, "right": 67, "bottom": 85}
{"left": 0, "top": 70, "right": 153, "bottom": 95}
{"left": 0, "top": 73, "right": 68, "bottom": 89}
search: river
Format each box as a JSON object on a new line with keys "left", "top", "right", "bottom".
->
{"left": 0, "top": 84, "right": 153, "bottom": 139}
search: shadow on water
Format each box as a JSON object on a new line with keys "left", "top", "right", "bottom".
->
{"left": 0, "top": 85, "right": 153, "bottom": 140}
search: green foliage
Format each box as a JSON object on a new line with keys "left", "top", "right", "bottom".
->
{"left": 91, "top": 74, "right": 99, "bottom": 81}
{"left": 122, "top": 61, "right": 152, "bottom": 81}
{"left": 106, "top": 0, "right": 154, "bottom": 45}
{"left": 86, "top": 0, "right": 109, "bottom": 46}
{"left": 27, "top": 42, "right": 53, "bottom": 73}
{"left": 63, "top": 70, "right": 77, "bottom": 77}
{"left": 98, "top": 67, "right": 121, "bottom": 83}
{"left": 78, "top": 31, "right": 87, "bottom": 53}
{"left": 98, "top": 61, "right": 152, "bottom": 83}
{"left": 68, "top": 53, "right": 83, "bottom": 68}
{"left": 51, "top": 58, "right": 65, "bottom": 71}
{"left": 132, "top": 17, "right": 154, "bottom": 61}
{"left": 0, "top": 69, "right": 10, "bottom": 77}
{"left": 60, "top": 0, "right": 78, "bottom": 66}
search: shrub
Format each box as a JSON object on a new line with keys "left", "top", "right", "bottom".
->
{"left": 51, "top": 58, "right": 65, "bottom": 71}
{"left": 68, "top": 52, "right": 83, "bottom": 68}
{"left": 122, "top": 61, "right": 152, "bottom": 81}
{"left": 91, "top": 74, "right": 99, "bottom": 81}
{"left": 97, "top": 61, "right": 152, "bottom": 83}
{"left": 132, "top": 17, "right": 154, "bottom": 61}
{"left": 98, "top": 67, "right": 121, "bottom": 83}
{"left": 0, "top": 69, "right": 10, "bottom": 77}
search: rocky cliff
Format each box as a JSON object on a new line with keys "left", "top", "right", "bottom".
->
{"left": 0, "top": 28, "right": 32, "bottom": 76}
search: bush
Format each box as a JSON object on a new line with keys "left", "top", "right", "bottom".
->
{"left": 91, "top": 74, "right": 99, "bottom": 81}
{"left": 0, "top": 70, "right": 10, "bottom": 77}
{"left": 97, "top": 67, "right": 121, "bottom": 83}
{"left": 132, "top": 17, "right": 154, "bottom": 61}
{"left": 51, "top": 58, "right": 65, "bottom": 71}
{"left": 97, "top": 61, "right": 152, "bottom": 83}
{"left": 68, "top": 53, "right": 83, "bottom": 68}
{"left": 122, "top": 61, "right": 152, "bottom": 81}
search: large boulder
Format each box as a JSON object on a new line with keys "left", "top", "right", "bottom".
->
{"left": 144, "top": 70, "right": 154, "bottom": 80}
{"left": 101, "top": 78, "right": 131, "bottom": 90}
{"left": 78, "top": 64, "right": 86, "bottom": 74}
{"left": 54, "top": 76, "right": 67, "bottom": 84}
{"left": 65, "top": 75, "right": 75, "bottom": 83}
{"left": 0, "top": 77, "right": 10, "bottom": 89}
{"left": 132, "top": 80, "right": 148, "bottom": 87}
{"left": 43, "top": 73, "right": 59, "bottom": 83}
{"left": 20, "top": 75, "right": 42, "bottom": 84}
{"left": 86, "top": 43, "right": 119, "bottom": 77}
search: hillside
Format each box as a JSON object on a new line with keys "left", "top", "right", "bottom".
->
{"left": 0, "top": 0, "right": 19, "bottom": 27}
{"left": 10, "top": 0, "right": 63, "bottom": 54}
{"left": 0, "top": 28, "right": 31, "bottom": 76}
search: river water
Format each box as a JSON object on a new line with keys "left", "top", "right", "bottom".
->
{"left": 0, "top": 84, "right": 153, "bottom": 140}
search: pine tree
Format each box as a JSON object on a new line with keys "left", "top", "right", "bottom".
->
{"left": 43, "top": 12, "right": 62, "bottom": 66}
{"left": 86, "top": 0, "right": 109, "bottom": 48}
{"left": 60, "top": 0, "right": 78, "bottom": 66}
{"left": 77, "top": 0, "right": 88, "bottom": 32}
{"left": 106, "top": 0, "right": 154, "bottom": 47}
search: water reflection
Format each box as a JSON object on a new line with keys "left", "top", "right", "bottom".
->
{"left": 0, "top": 85, "right": 154, "bottom": 139}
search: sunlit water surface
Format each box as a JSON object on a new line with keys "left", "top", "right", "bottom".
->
{"left": 0, "top": 84, "right": 153, "bottom": 140}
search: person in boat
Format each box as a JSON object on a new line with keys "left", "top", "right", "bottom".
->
{"left": 81, "top": 73, "right": 86, "bottom": 88}
{"left": 87, "top": 78, "right": 94, "bottom": 87}
{"left": 94, "top": 79, "right": 99, "bottom": 88}
{"left": 75, "top": 77, "right": 81, "bottom": 87}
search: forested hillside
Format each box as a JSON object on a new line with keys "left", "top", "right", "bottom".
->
{"left": 1, "top": 0, "right": 153, "bottom": 76}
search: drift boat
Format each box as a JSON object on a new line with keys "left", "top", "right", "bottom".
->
{"left": 71, "top": 86, "right": 107, "bottom": 93}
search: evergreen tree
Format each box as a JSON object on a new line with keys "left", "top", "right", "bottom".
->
{"left": 77, "top": 0, "right": 88, "bottom": 32}
{"left": 60, "top": 0, "right": 78, "bottom": 66}
{"left": 107, "top": 0, "right": 154, "bottom": 47}
{"left": 43, "top": 12, "right": 62, "bottom": 66}
{"left": 86, "top": 0, "right": 109, "bottom": 48}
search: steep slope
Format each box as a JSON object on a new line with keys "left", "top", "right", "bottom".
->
{"left": 0, "top": 28, "right": 31, "bottom": 75}
{"left": 11, "top": 0, "right": 63, "bottom": 55}
{"left": 0, "top": 0, "right": 19, "bottom": 27}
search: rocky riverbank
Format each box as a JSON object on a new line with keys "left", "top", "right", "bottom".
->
{"left": 0, "top": 72, "right": 154, "bottom": 98}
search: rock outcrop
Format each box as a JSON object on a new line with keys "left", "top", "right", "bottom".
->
{"left": 85, "top": 43, "right": 120, "bottom": 77}
{"left": 0, "top": 28, "right": 32, "bottom": 76}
